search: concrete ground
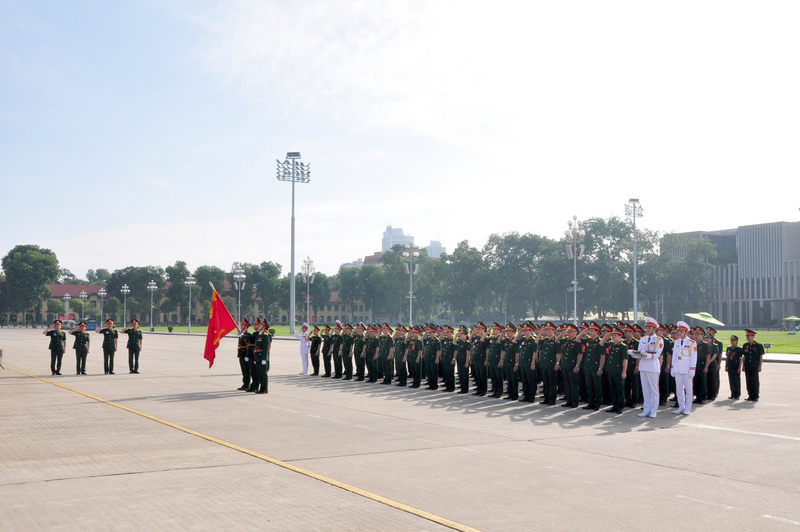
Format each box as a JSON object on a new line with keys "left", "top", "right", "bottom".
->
{"left": 1, "top": 329, "right": 799, "bottom": 532}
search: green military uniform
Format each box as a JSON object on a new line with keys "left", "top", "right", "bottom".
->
{"left": 352, "top": 331, "right": 365, "bottom": 381}
{"left": 321, "top": 331, "right": 333, "bottom": 377}
{"left": 486, "top": 333, "right": 504, "bottom": 397}
{"left": 501, "top": 335, "right": 518, "bottom": 400}
{"left": 378, "top": 333, "right": 394, "bottom": 384}
{"left": 365, "top": 332, "right": 380, "bottom": 382}
{"left": 694, "top": 340, "right": 716, "bottom": 402}
{"left": 605, "top": 338, "right": 628, "bottom": 413}
{"left": 423, "top": 335, "right": 441, "bottom": 390}
{"left": 331, "top": 332, "right": 343, "bottom": 379}
{"left": 516, "top": 335, "right": 537, "bottom": 402}
{"left": 440, "top": 336, "right": 456, "bottom": 392}
{"left": 46, "top": 328, "right": 66, "bottom": 375}
{"left": 455, "top": 336, "right": 471, "bottom": 394}
{"left": 393, "top": 334, "right": 408, "bottom": 386}
{"left": 407, "top": 335, "right": 424, "bottom": 388}
{"left": 100, "top": 326, "right": 118, "bottom": 374}
{"left": 659, "top": 334, "right": 673, "bottom": 404}
{"left": 581, "top": 335, "right": 604, "bottom": 410}
{"left": 341, "top": 330, "right": 354, "bottom": 380}
{"left": 471, "top": 331, "right": 488, "bottom": 396}
{"left": 725, "top": 344, "right": 744, "bottom": 399}
{"left": 237, "top": 327, "right": 253, "bottom": 390}
{"left": 743, "top": 336, "right": 764, "bottom": 401}
{"left": 70, "top": 329, "right": 90, "bottom": 375}
{"left": 123, "top": 327, "right": 143, "bottom": 373}
{"left": 537, "top": 332, "right": 558, "bottom": 405}
{"left": 558, "top": 335, "right": 582, "bottom": 407}
{"left": 254, "top": 328, "right": 271, "bottom": 393}
{"left": 309, "top": 332, "right": 322, "bottom": 375}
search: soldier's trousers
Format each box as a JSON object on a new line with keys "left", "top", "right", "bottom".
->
{"left": 624, "top": 358, "right": 640, "bottom": 404}
{"left": 489, "top": 362, "right": 503, "bottom": 396}
{"left": 659, "top": 368, "right": 670, "bottom": 403}
{"left": 584, "top": 368, "right": 601, "bottom": 407}
{"left": 333, "top": 353, "right": 343, "bottom": 378}
{"left": 343, "top": 353, "right": 353, "bottom": 379}
{"left": 541, "top": 367, "right": 557, "bottom": 404}
{"left": 457, "top": 357, "right": 469, "bottom": 392}
{"left": 520, "top": 361, "right": 536, "bottom": 400}
{"left": 425, "top": 358, "right": 438, "bottom": 389}
{"left": 609, "top": 372, "right": 624, "bottom": 411}
{"left": 395, "top": 356, "right": 407, "bottom": 385}
{"left": 238, "top": 354, "right": 251, "bottom": 388}
{"left": 707, "top": 360, "right": 719, "bottom": 399}
{"left": 310, "top": 351, "right": 320, "bottom": 375}
{"left": 578, "top": 365, "right": 588, "bottom": 401}
{"left": 322, "top": 353, "right": 332, "bottom": 376}
{"left": 75, "top": 348, "right": 87, "bottom": 374}
{"left": 50, "top": 349, "right": 63, "bottom": 374}
{"left": 250, "top": 357, "right": 260, "bottom": 390}
{"left": 504, "top": 362, "right": 518, "bottom": 398}
{"left": 103, "top": 347, "right": 115, "bottom": 374}
{"left": 257, "top": 354, "right": 269, "bottom": 393}
{"left": 128, "top": 347, "right": 139, "bottom": 372}
{"left": 367, "top": 356, "right": 378, "bottom": 382}
{"left": 475, "top": 360, "right": 488, "bottom": 394}
{"left": 601, "top": 369, "right": 612, "bottom": 404}
{"left": 563, "top": 366, "right": 580, "bottom": 405}
{"left": 442, "top": 357, "right": 455, "bottom": 391}
{"left": 412, "top": 358, "right": 423, "bottom": 387}
{"left": 382, "top": 356, "right": 394, "bottom": 383}
{"left": 727, "top": 368, "right": 741, "bottom": 398}
{"left": 355, "top": 354, "right": 365, "bottom": 379}
{"left": 745, "top": 370, "right": 759, "bottom": 400}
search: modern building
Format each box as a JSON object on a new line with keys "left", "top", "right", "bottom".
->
{"left": 381, "top": 225, "right": 414, "bottom": 252}
{"left": 425, "top": 240, "right": 446, "bottom": 259}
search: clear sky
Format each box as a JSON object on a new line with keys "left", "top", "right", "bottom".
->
{"left": 2, "top": 1, "right": 798, "bottom": 278}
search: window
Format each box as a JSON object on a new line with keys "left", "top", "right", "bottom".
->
{"left": 359, "top": 305, "right": 364, "bottom": 312}
{"left": 334, "top": 305, "right": 339, "bottom": 311}
{"left": 327, "top": 305, "right": 331, "bottom": 311}
{"left": 282, "top": 315, "right": 287, "bottom": 322}
{"left": 327, "top": 316, "right": 332, "bottom": 323}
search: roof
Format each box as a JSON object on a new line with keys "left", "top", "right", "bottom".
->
{"left": 48, "top": 284, "right": 106, "bottom": 298}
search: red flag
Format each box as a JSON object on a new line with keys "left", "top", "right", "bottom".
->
{"left": 204, "top": 288, "right": 238, "bottom": 368}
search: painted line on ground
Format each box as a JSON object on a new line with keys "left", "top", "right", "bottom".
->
{"left": 763, "top": 515, "right": 800, "bottom": 526}
{"left": 674, "top": 495, "right": 734, "bottom": 510}
{"left": 683, "top": 422, "right": 800, "bottom": 442}
{"left": 8, "top": 367, "right": 480, "bottom": 532}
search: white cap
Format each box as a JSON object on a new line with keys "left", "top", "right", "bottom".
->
{"left": 676, "top": 320, "right": 690, "bottom": 331}
{"left": 645, "top": 317, "right": 659, "bottom": 328}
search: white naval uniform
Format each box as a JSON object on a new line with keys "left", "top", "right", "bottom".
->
{"left": 637, "top": 334, "right": 664, "bottom": 417}
{"left": 296, "top": 329, "right": 311, "bottom": 374}
{"left": 670, "top": 338, "right": 697, "bottom": 414}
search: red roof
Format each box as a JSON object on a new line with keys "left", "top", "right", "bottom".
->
{"left": 48, "top": 284, "right": 106, "bottom": 298}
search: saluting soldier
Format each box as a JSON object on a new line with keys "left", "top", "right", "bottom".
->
{"left": 247, "top": 320, "right": 261, "bottom": 391}
{"left": 516, "top": 322, "right": 537, "bottom": 402}
{"left": 742, "top": 329, "right": 764, "bottom": 402}
{"left": 601, "top": 327, "right": 628, "bottom": 414}
{"left": 97, "top": 318, "right": 118, "bottom": 375}
{"left": 379, "top": 324, "right": 395, "bottom": 385}
{"left": 620, "top": 323, "right": 640, "bottom": 408}
{"left": 537, "top": 322, "right": 559, "bottom": 405}
{"left": 600, "top": 323, "right": 613, "bottom": 405}
{"left": 577, "top": 322, "right": 604, "bottom": 410}
{"left": 500, "top": 324, "right": 519, "bottom": 400}
{"left": 725, "top": 335, "right": 744, "bottom": 400}
{"left": 365, "top": 325, "right": 380, "bottom": 383}
{"left": 237, "top": 318, "right": 252, "bottom": 390}
{"left": 406, "top": 327, "right": 424, "bottom": 388}
{"left": 485, "top": 323, "right": 505, "bottom": 398}
{"left": 454, "top": 326, "right": 472, "bottom": 394}
{"left": 296, "top": 323, "right": 311, "bottom": 375}
{"left": 670, "top": 321, "right": 697, "bottom": 415}
{"left": 423, "top": 326, "right": 441, "bottom": 390}
{"left": 555, "top": 323, "right": 581, "bottom": 408}
{"left": 43, "top": 319, "right": 66, "bottom": 375}
{"left": 122, "top": 319, "right": 143, "bottom": 374}
{"left": 438, "top": 326, "right": 457, "bottom": 392}
{"left": 393, "top": 325, "right": 409, "bottom": 386}
{"left": 69, "top": 321, "right": 91, "bottom": 375}
{"left": 352, "top": 323, "right": 366, "bottom": 381}
{"left": 253, "top": 320, "right": 272, "bottom": 394}
{"left": 320, "top": 324, "right": 333, "bottom": 377}
{"left": 331, "top": 321, "right": 344, "bottom": 379}
{"left": 309, "top": 326, "right": 322, "bottom": 376}
{"left": 471, "top": 323, "right": 488, "bottom": 396}
{"left": 341, "top": 324, "right": 354, "bottom": 380}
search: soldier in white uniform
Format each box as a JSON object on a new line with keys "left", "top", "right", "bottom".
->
{"left": 635, "top": 317, "right": 664, "bottom": 418}
{"left": 670, "top": 321, "right": 697, "bottom": 415}
{"left": 296, "top": 323, "right": 311, "bottom": 375}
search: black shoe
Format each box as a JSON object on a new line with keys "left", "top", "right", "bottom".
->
{"left": 695, "top": 399, "right": 705, "bottom": 405}
{"left": 615, "top": 407, "right": 624, "bottom": 414}
{"left": 410, "top": 384, "right": 420, "bottom": 388}
{"left": 56, "top": 372, "right": 61, "bottom": 375}
{"left": 255, "top": 390, "right": 266, "bottom": 394}
{"left": 752, "top": 398, "right": 758, "bottom": 402}
{"left": 605, "top": 407, "right": 616, "bottom": 413}
{"left": 670, "top": 403, "right": 678, "bottom": 408}
{"left": 503, "top": 396, "right": 515, "bottom": 400}
{"left": 381, "top": 381, "right": 391, "bottom": 385}
{"left": 105, "top": 371, "right": 108, "bottom": 375}
{"left": 540, "top": 401, "right": 549, "bottom": 405}
{"left": 237, "top": 386, "right": 247, "bottom": 391}
{"left": 133, "top": 371, "right": 139, "bottom": 374}
{"left": 592, "top": 406, "right": 600, "bottom": 411}
{"left": 396, "top": 383, "right": 406, "bottom": 387}
{"left": 458, "top": 390, "right": 469, "bottom": 394}
{"left": 109, "top": 372, "right": 114, "bottom": 375}
{"left": 355, "top": 377, "right": 364, "bottom": 381}
{"left": 625, "top": 401, "right": 636, "bottom": 408}
{"left": 733, "top": 396, "right": 740, "bottom": 400}
{"left": 582, "top": 405, "right": 594, "bottom": 410}
{"left": 479, "top": 392, "right": 486, "bottom": 397}
{"left": 322, "top": 374, "right": 331, "bottom": 378}
{"left": 473, "top": 391, "right": 482, "bottom": 396}
{"left": 659, "top": 401, "right": 666, "bottom": 406}
{"left": 561, "top": 402, "right": 571, "bottom": 407}
{"left": 81, "top": 371, "right": 86, "bottom": 375}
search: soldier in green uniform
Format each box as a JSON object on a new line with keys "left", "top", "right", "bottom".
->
{"left": 693, "top": 327, "right": 716, "bottom": 404}
{"left": 43, "top": 319, "right": 66, "bottom": 375}
{"left": 537, "top": 322, "right": 559, "bottom": 405}
{"left": 438, "top": 326, "right": 457, "bottom": 392}
{"left": 237, "top": 319, "right": 252, "bottom": 390}
{"left": 454, "top": 326, "right": 472, "bottom": 394}
{"left": 69, "top": 321, "right": 91, "bottom": 375}
{"left": 248, "top": 320, "right": 261, "bottom": 391}
{"left": 657, "top": 324, "right": 672, "bottom": 406}
{"left": 471, "top": 323, "right": 488, "bottom": 396}
{"left": 599, "top": 324, "right": 613, "bottom": 405}
{"left": 341, "top": 324, "right": 354, "bottom": 380}
{"left": 620, "top": 323, "right": 640, "bottom": 408}
{"left": 706, "top": 327, "right": 723, "bottom": 400}
{"left": 392, "top": 325, "right": 409, "bottom": 386}
{"left": 555, "top": 323, "right": 582, "bottom": 407}
{"left": 96, "top": 318, "right": 118, "bottom": 375}
{"left": 253, "top": 320, "right": 272, "bottom": 393}
{"left": 602, "top": 327, "right": 629, "bottom": 414}
{"left": 122, "top": 319, "right": 143, "bottom": 374}
{"left": 320, "top": 325, "right": 333, "bottom": 377}
{"left": 423, "top": 326, "right": 441, "bottom": 390}
{"left": 406, "top": 327, "right": 424, "bottom": 388}
{"left": 309, "top": 326, "right": 322, "bottom": 376}
{"left": 515, "top": 323, "right": 537, "bottom": 402}
{"left": 577, "top": 322, "right": 604, "bottom": 410}
{"left": 379, "top": 324, "right": 395, "bottom": 384}
{"left": 725, "top": 335, "right": 744, "bottom": 399}
{"left": 742, "top": 329, "right": 764, "bottom": 402}
{"left": 352, "top": 323, "right": 366, "bottom": 381}
{"left": 500, "top": 324, "right": 519, "bottom": 400}
{"left": 365, "top": 326, "right": 380, "bottom": 383}
{"left": 485, "top": 323, "right": 505, "bottom": 398}
{"left": 331, "top": 321, "right": 344, "bottom": 379}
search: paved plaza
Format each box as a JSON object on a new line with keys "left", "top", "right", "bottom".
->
{"left": 1, "top": 328, "right": 799, "bottom": 531}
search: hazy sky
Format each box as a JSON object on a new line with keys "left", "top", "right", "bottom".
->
{"left": 2, "top": 1, "right": 799, "bottom": 279}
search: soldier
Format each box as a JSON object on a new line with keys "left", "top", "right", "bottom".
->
{"left": 620, "top": 323, "right": 640, "bottom": 408}
{"left": 341, "top": 324, "right": 354, "bottom": 380}
{"left": 485, "top": 323, "right": 505, "bottom": 398}
{"left": 407, "top": 327, "right": 424, "bottom": 388}
{"left": 253, "top": 320, "right": 272, "bottom": 394}
{"left": 516, "top": 323, "right": 537, "bottom": 402}
{"left": 352, "top": 323, "right": 366, "bottom": 381}
{"left": 555, "top": 323, "right": 581, "bottom": 408}
{"left": 670, "top": 321, "right": 697, "bottom": 415}
{"left": 438, "top": 326, "right": 457, "bottom": 392}
{"left": 320, "top": 324, "right": 333, "bottom": 377}
{"left": 471, "top": 323, "right": 488, "bottom": 396}
{"left": 577, "top": 322, "right": 604, "bottom": 410}
{"left": 693, "top": 327, "right": 716, "bottom": 404}
{"left": 600, "top": 324, "right": 613, "bottom": 405}
{"left": 725, "top": 335, "right": 744, "bottom": 400}
{"left": 742, "top": 329, "right": 764, "bottom": 402}
{"left": 248, "top": 319, "right": 261, "bottom": 391}
{"left": 69, "top": 321, "right": 91, "bottom": 375}
{"left": 378, "top": 324, "right": 395, "bottom": 385}
{"left": 423, "top": 326, "right": 441, "bottom": 390}
{"left": 500, "top": 324, "right": 519, "bottom": 400}
{"left": 296, "top": 323, "right": 311, "bottom": 375}
{"left": 657, "top": 324, "right": 673, "bottom": 406}
{"left": 365, "top": 325, "right": 380, "bottom": 383}
{"left": 331, "top": 321, "right": 344, "bottom": 379}
{"left": 537, "top": 322, "right": 559, "bottom": 405}
{"left": 707, "top": 326, "right": 724, "bottom": 401}
{"left": 309, "top": 326, "right": 322, "bottom": 376}
{"left": 96, "top": 318, "right": 118, "bottom": 375}
{"left": 393, "top": 325, "right": 409, "bottom": 387}
{"left": 43, "top": 319, "right": 66, "bottom": 375}
{"left": 454, "top": 326, "right": 472, "bottom": 394}
{"left": 601, "top": 327, "right": 628, "bottom": 414}
{"left": 237, "top": 318, "right": 252, "bottom": 390}
{"left": 634, "top": 317, "right": 664, "bottom": 418}
{"left": 122, "top": 319, "right": 143, "bottom": 374}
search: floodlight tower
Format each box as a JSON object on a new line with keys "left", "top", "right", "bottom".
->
{"left": 564, "top": 215, "right": 586, "bottom": 326}
{"left": 625, "top": 199, "right": 644, "bottom": 323}
{"left": 402, "top": 243, "right": 420, "bottom": 326}
{"left": 301, "top": 256, "right": 315, "bottom": 323}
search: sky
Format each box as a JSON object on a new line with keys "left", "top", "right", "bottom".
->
{"left": 2, "top": 0, "right": 799, "bottom": 280}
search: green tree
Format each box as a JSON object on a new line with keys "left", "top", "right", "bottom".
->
{"left": 87, "top": 268, "right": 111, "bottom": 284}
{"left": 193, "top": 265, "right": 226, "bottom": 302}
{"left": 47, "top": 299, "right": 65, "bottom": 318}
{"left": 104, "top": 296, "right": 122, "bottom": 321}
{"left": 244, "top": 261, "right": 282, "bottom": 319}
{"left": 441, "top": 241, "right": 487, "bottom": 322}
{"left": 337, "top": 266, "right": 364, "bottom": 321}
{"left": 1, "top": 245, "right": 61, "bottom": 323}
{"left": 165, "top": 261, "right": 191, "bottom": 323}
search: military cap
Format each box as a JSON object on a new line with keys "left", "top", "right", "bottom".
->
{"left": 563, "top": 323, "right": 578, "bottom": 333}
{"left": 611, "top": 327, "right": 623, "bottom": 336}
{"left": 675, "top": 321, "right": 690, "bottom": 331}
{"left": 130, "top": 319, "right": 139, "bottom": 324}
{"left": 644, "top": 317, "right": 659, "bottom": 329}
{"left": 262, "top": 321, "right": 270, "bottom": 328}
{"left": 632, "top": 324, "right": 644, "bottom": 334}
{"left": 730, "top": 334, "right": 738, "bottom": 341}
{"left": 580, "top": 321, "right": 590, "bottom": 329}
{"left": 520, "top": 322, "right": 534, "bottom": 331}
{"left": 323, "top": 324, "right": 331, "bottom": 330}
{"left": 589, "top": 321, "right": 601, "bottom": 331}
{"left": 492, "top": 322, "right": 502, "bottom": 330}
{"left": 506, "top": 323, "right": 516, "bottom": 332}
{"left": 105, "top": 318, "right": 114, "bottom": 324}
{"left": 745, "top": 328, "right": 757, "bottom": 336}
{"left": 601, "top": 324, "right": 612, "bottom": 332}
{"left": 312, "top": 326, "right": 320, "bottom": 332}
{"left": 241, "top": 318, "right": 251, "bottom": 327}
{"left": 78, "top": 321, "right": 87, "bottom": 327}
{"left": 53, "top": 319, "right": 62, "bottom": 325}
{"left": 542, "top": 321, "right": 556, "bottom": 330}
{"left": 706, "top": 326, "right": 718, "bottom": 334}
{"left": 255, "top": 318, "right": 262, "bottom": 324}
{"left": 343, "top": 323, "right": 353, "bottom": 330}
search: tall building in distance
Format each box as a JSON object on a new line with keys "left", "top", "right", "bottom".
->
{"left": 425, "top": 240, "right": 446, "bottom": 259}
{"left": 382, "top": 225, "right": 414, "bottom": 252}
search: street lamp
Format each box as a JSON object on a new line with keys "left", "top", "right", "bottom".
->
{"left": 301, "top": 257, "right": 315, "bottom": 324}
{"left": 78, "top": 290, "right": 87, "bottom": 322}
{"left": 98, "top": 287, "right": 106, "bottom": 324}
{"left": 232, "top": 265, "right": 246, "bottom": 325}
{"left": 276, "top": 151, "right": 311, "bottom": 335}
{"left": 402, "top": 243, "right": 420, "bottom": 325}
{"left": 121, "top": 284, "right": 130, "bottom": 325}
{"left": 63, "top": 292, "right": 71, "bottom": 321}
{"left": 625, "top": 199, "right": 644, "bottom": 324}
{"left": 147, "top": 280, "right": 158, "bottom": 332}
{"left": 186, "top": 275, "right": 196, "bottom": 333}
{"left": 564, "top": 215, "right": 586, "bottom": 326}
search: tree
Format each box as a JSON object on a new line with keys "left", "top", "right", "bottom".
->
{"left": 193, "top": 265, "right": 226, "bottom": 302}
{"left": 165, "top": 261, "right": 191, "bottom": 322}
{"left": 244, "top": 262, "right": 282, "bottom": 318}
{"left": 1, "top": 245, "right": 60, "bottom": 322}
{"left": 104, "top": 297, "right": 122, "bottom": 321}
{"left": 442, "top": 241, "right": 487, "bottom": 322}
{"left": 337, "top": 266, "right": 364, "bottom": 321}
{"left": 87, "top": 268, "right": 111, "bottom": 284}
{"left": 57, "top": 268, "right": 85, "bottom": 284}
{"left": 47, "top": 299, "right": 65, "bottom": 318}
{"left": 106, "top": 266, "right": 166, "bottom": 310}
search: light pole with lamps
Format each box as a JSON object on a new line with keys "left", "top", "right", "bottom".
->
{"left": 276, "top": 151, "right": 310, "bottom": 334}
{"left": 147, "top": 280, "right": 157, "bottom": 332}
{"left": 78, "top": 290, "right": 87, "bottom": 322}
{"left": 402, "top": 243, "right": 420, "bottom": 325}
{"left": 186, "top": 275, "right": 196, "bottom": 333}
{"left": 63, "top": 292, "right": 71, "bottom": 321}
{"left": 232, "top": 265, "right": 246, "bottom": 325}
{"left": 98, "top": 287, "right": 106, "bottom": 324}
{"left": 564, "top": 215, "right": 586, "bottom": 326}
{"left": 121, "top": 284, "right": 130, "bottom": 325}
{"left": 301, "top": 257, "right": 315, "bottom": 324}
{"left": 625, "top": 199, "right": 644, "bottom": 324}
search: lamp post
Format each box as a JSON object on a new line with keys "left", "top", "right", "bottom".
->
{"left": 276, "top": 151, "right": 310, "bottom": 334}
{"left": 186, "top": 275, "right": 196, "bottom": 333}
{"left": 78, "top": 290, "right": 87, "bottom": 322}
{"left": 121, "top": 284, "right": 130, "bottom": 325}
{"left": 147, "top": 280, "right": 157, "bottom": 332}
{"left": 232, "top": 265, "right": 246, "bottom": 325}
{"left": 98, "top": 287, "right": 106, "bottom": 324}
{"left": 564, "top": 215, "right": 586, "bottom": 326}
{"left": 301, "top": 257, "right": 315, "bottom": 324}
{"left": 625, "top": 199, "right": 644, "bottom": 324}
{"left": 402, "top": 243, "right": 420, "bottom": 325}
{"left": 63, "top": 292, "right": 71, "bottom": 321}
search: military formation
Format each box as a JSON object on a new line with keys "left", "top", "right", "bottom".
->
{"left": 236, "top": 318, "right": 273, "bottom": 394}
{"left": 281, "top": 318, "right": 766, "bottom": 415}
{"left": 42, "top": 318, "right": 144, "bottom": 375}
